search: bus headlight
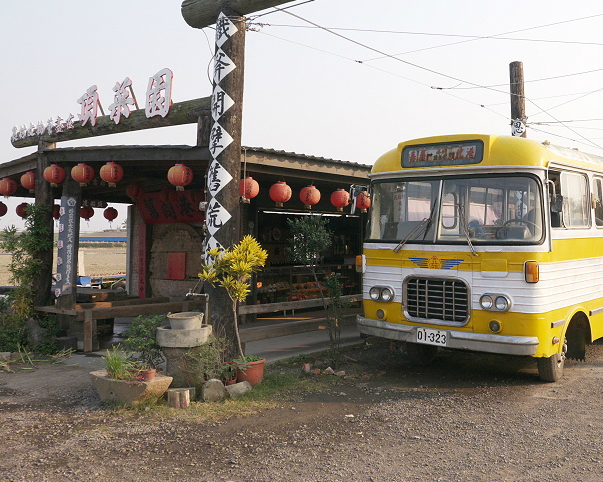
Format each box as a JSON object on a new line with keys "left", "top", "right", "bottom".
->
{"left": 480, "top": 293, "right": 511, "bottom": 312}
{"left": 495, "top": 296, "right": 510, "bottom": 312}
{"left": 480, "top": 294, "right": 493, "bottom": 310}
{"left": 369, "top": 286, "right": 395, "bottom": 302}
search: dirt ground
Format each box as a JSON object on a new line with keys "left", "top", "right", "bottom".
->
{"left": 0, "top": 245, "right": 126, "bottom": 286}
{"left": 1, "top": 340, "right": 603, "bottom": 482}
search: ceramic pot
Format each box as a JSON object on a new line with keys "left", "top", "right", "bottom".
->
{"left": 142, "top": 368, "right": 156, "bottom": 382}
{"left": 236, "top": 358, "right": 266, "bottom": 386}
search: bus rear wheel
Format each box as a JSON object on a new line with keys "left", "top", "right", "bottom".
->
{"left": 406, "top": 342, "right": 438, "bottom": 365}
{"left": 537, "top": 352, "right": 565, "bottom": 382}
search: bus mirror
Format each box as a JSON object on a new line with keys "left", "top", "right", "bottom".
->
{"left": 551, "top": 194, "right": 563, "bottom": 213}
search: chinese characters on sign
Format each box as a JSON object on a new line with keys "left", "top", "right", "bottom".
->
{"left": 136, "top": 190, "right": 205, "bottom": 224}
{"left": 402, "top": 141, "right": 484, "bottom": 168}
{"left": 55, "top": 196, "right": 78, "bottom": 297}
{"left": 204, "top": 11, "right": 238, "bottom": 262}
{"left": 11, "top": 68, "right": 173, "bottom": 142}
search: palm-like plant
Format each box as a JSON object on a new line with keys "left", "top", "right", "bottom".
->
{"left": 199, "top": 235, "right": 268, "bottom": 360}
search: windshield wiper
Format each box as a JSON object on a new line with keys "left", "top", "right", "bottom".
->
{"left": 457, "top": 202, "right": 478, "bottom": 256}
{"left": 393, "top": 200, "right": 438, "bottom": 253}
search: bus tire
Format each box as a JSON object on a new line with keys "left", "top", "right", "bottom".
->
{"left": 406, "top": 342, "right": 438, "bottom": 365}
{"left": 537, "top": 353, "right": 564, "bottom": 382}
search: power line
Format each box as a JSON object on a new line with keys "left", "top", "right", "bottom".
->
{"left": 360, "top": 12, "right": 603, "bottom": 62}
{"left": 257, "top": 23, "right": 603, "bottom": 48}
{"left": 265, "top": 7, "right": 603, "bottom": 149}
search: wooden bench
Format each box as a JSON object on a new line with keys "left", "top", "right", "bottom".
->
{"left": 35, "top": 297, "right": 206, "bottom": 352}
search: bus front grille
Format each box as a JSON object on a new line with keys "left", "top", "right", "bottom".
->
{"left": 405, "top": 277, "right": 469, "bottom": 324}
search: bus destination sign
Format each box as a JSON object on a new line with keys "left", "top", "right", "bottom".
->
{"left": 402, "top": 140, "right": 484, "bottom": 168}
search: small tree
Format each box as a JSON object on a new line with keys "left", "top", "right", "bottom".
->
{"left": 199, "top": 235, "right": 268, "bottom": 360}
{"left": 323, "top": 273, "right": 351, "bottom": 368}
{"left": 1, "top": 203, "right": 52, "bottom": 318}
{"left": 286, "top": 215, "right": 332, "bottom": 307}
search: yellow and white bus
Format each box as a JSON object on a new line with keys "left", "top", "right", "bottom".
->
{"left": 356, "top": 134, "right": 603, "bottom": 381}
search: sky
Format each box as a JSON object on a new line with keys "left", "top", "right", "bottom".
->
{"left": 2, "top": 0, "right": 603, "bottom": 231}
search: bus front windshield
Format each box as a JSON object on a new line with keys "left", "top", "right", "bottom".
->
{"left": 368, "top": 175, "right": 543, "bottom": 244}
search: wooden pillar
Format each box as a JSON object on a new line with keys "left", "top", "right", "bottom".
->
{"left": 510, "top": 61, "right": 527, "bottom": 138}
{"left": 33, "top": 141, "right": 55, "bottom": 307}
{"left": 203, "top": 8, "right": 246, "bottom": 357}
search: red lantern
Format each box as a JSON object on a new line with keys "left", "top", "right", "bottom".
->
{"left": 20, "top": 171, "right": 36, "bottom": 193}
{"left": 269, "top": 181, "right": 292, "bottom": 207}
{"left": 80, "top": 206, "right": 94, "bottom": 221}
{"left": 103, "top": 207, "right": 118, "bottom": 222}
{"left": 71, "top": 163, "right": 94, "bottom": 186}
{"left": 16, "top": 203, "right": 29, "bottom": 219}
{"left": 126, "top": 181, "right": 144, "bottom": 200}
{"left": 330, "top": 188, "right": 350, "bottom": 212}
{"left": 99, "top": 162, "right": 123, "bottom": 187}
{"left": 52, "top": 204, "right": 61, "bottom": 220}
{"left": 43, "top": 164, "right": 66, "bottom": 187}
{"left": 0, "top": 178, "right": 18, "bottom": 197}
{"left": 0, "top": 202, "right": 7, "bottom": 217}
{"left": 356, "top": 190, "right": 371, "bottom": 213}
{"left": 167, "top": 163, "right": 193, "bottom": 191}
{"left": 239, "top": 177, "right": 259, "bottom": 203}
{"left": 300, "top": 185, "right": 321, "bottom": 209}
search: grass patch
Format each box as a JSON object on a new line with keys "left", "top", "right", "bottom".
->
{"left": 105, "top": 359, "right": 343, "bottom": 423}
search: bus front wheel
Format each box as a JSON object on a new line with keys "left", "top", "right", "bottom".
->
{"left": 537, "top": 353, "right": 565, "bottom": 382}
{"left": 406, "top": 342, "right": 438, "bottom": 365}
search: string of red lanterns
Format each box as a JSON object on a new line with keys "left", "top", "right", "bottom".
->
{"left": 20, "top": 171, "right": 36, "bottom": 193}
{"left": 239, "top": 177, "right": 259, "bottom": 203}
{"left": 71, "top": 163, "right": 94, "bottom": 187}
{"left": 99, "top": 162, "right": 124, "bottom": 188}
{"left": 0, "top": 177, "right": 18, "bottom": 197}
{"left": 43, "top": 164, "right": 66, "bottom": 187}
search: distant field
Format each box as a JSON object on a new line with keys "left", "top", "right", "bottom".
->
{"left": 0, "top": 246, "right": 127, "bottom": 286}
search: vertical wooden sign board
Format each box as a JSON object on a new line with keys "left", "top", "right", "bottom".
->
{"left": 55, "top": 177, "right": 82, "bottom": 300}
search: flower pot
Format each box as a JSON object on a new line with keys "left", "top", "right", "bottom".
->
{"left": 236, "top": 358, "right": 266, "bottom": 386}
{"left": 167, "top": 311, "right": 204, "bottom": 330}
{"left": 142, "top": 368, "right": 156, "bottom": 382}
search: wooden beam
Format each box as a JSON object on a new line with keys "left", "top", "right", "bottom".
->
{"left": 12, "top": 97, "right": 210, "bottom": 148}
{"left": 239, "top": 313, "right": 357, "bottom": 343}
{"left": 238, "top": 294, "right": 361, "bottom": 315}
{"left": 181, "top": 0, "right": 294, "bottom": 29}
{"left": 43, "top": 145, "right": 210, "bottom": 165}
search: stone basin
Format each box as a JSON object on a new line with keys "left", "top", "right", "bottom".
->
{"left": 156, "top": 324, "right": 212, "bottom": 348}
{"left": 90, "top": 370, "right": 173, "bottom": 405}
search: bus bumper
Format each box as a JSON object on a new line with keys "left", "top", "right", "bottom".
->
{"left": 356, "top": 316, "right": 539, "bottom": 356}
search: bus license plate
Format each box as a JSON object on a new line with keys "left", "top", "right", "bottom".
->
{"left": 416, "top": 327, "right": 448, "bottom": 347}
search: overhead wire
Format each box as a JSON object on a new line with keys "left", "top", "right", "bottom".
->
{"left": 258, "top": 6, "right": 603, "bottom": 149}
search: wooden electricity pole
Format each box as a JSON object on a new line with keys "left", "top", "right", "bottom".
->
{"left": 509, "top": 61, "right": 527, "bottom": 138}
{"left": 182, "top": 0, "right": 294, "bottom": 356}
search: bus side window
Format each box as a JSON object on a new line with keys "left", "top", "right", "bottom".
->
{"left": 549, "top": 172, "right": 562, "bottom": 228}
{"left": 594, "top": 178, "right": 603, "bottom": 227}
{"left": 560, "top": 171, "right": 590, "bottom": 227}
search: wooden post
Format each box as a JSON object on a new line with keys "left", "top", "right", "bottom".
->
{"left": 33, "top": 141, "right": 56, "bottom": 307}
{"left": 510, "top": 61, "right": 527, "bottom": 138}
{"left": 167, "top": 388, "right": 191, "bottom": 408}
{"left": 202, "top": 7, "right": 246, "bottom": 358}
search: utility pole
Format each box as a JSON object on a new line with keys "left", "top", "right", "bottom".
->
{"left": 181, "top": 0, "right": 293, "bottom": 356}
{"left": 509, "top": 61, "right": 527, "bottom": 137}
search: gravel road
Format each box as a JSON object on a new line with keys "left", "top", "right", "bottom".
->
{"left": 1, "top": 341, "right": 602, "bottom": 482}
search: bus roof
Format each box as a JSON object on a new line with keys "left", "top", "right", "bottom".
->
{"left": 371, "top": 134, "right": 603, "bottom": 174}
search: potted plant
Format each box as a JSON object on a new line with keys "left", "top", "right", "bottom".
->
{"left": 90, "top": 344, "right": 173, "bottom": 406}
{"left": 199, "top": 235, "right": 268, "bottom": 372}
{"left": 233, "top": 354, "right": 266, "bottom": 386}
